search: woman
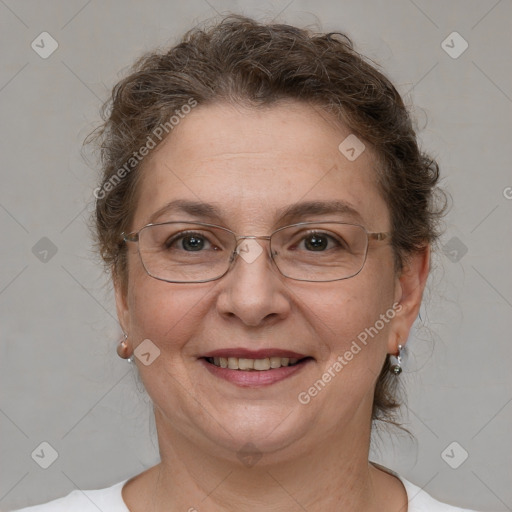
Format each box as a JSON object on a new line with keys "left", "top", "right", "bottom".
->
{"left": 14, "top": 14, "right": 479, "bottom": 512}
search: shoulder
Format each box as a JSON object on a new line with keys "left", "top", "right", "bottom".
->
{"left": 400, "top": 477, "right": 479, "bottom": 512}
{"left": 10, "top": 473, "right": 481, "bottom": 512}
{"left": 371, "top": 462, "right": 479, "bottom": 511}
{"left": 9, "top": 480, "right": 129, "bottom": 512}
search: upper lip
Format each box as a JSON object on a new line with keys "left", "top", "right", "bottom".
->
{"left": 201, "top": 348, "right": 310, "bottom": 359}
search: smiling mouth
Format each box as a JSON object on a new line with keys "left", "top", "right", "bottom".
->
{"left": 204, "top": 356, "right": 311, "bottom": 371}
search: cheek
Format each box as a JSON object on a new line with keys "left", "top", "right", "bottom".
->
{"left": 125, "top": 275, "right": 213, "bottom": 403}
{"left": 303, "top": 271, "right": 397, "bottom": 362}
{"left": 125, "top": 265, "right": 208, "bottom": 351}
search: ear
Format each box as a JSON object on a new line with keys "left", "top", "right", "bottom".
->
{"left": 387, "top": 245, "right": 430, "bottom": 354}
{"left": 113, "top": 270, "right": 131, "bottom": 337}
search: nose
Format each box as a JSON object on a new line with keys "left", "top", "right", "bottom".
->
{"left": 215, "top": 237, "right": 291, "bottom": 327}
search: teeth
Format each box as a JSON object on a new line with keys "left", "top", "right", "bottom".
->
{"left": 208, "top": 356, "right": 303, "bottom": 370}
{"left": 269, "top": 356, "right": 281, "bottom": 368}
{"left": 254, "top": 358, "right": 270, "bottom": 370}
{"left": 238, "top": 358, "right": 254, "bottom": 370}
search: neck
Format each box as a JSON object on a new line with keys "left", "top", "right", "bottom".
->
{"left": 142, "top": 407, "right": 398, "bottom": 512}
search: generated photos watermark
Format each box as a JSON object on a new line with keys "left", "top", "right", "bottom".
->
{"left": 298, "top": 302, "right": 402, "bottom": 405}
{"left": 93, "top": 97, "right": 198, "bottom": 200}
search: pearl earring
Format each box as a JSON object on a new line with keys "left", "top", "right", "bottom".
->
{"left": 117, "top": 333, "right": 133, "bottom": 362}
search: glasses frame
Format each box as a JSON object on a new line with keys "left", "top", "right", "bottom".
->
{"left": 122, "top": 220, "right": 391, "bottom": 284}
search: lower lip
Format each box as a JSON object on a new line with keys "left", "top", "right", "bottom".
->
{"left": 200, "top": 358, "right": 312, "bottom": 387}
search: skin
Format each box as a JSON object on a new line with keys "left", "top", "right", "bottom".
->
{"left": 115, "top": 101, "right": 430, "bottom": 511}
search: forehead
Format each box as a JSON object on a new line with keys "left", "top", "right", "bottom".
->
{"left": 133, "top": 101, "right": 389, "bottom": 230}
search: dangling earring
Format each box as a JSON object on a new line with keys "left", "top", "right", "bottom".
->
{"left": 389, "top": 344, "right": 404, "bottom": 375}
{"left": 117, "top": 333, "right": 133, "bottom": 362}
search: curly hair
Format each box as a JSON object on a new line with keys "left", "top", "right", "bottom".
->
{"left": 87, "top": 14, "right": 446, "bottom": 426}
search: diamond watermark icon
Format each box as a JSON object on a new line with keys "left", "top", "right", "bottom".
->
{"left": 31, "top": 32, "right": 59, "bottom": 59}
{"left": 442, "top": 236, "right": 468, "bottom": 263}
{"left": 32, "top": 237, "right": 58, "bottom": 263}
{"left": 236, "top": 239, "right": 263, "bottom": 264}
{"left": 237, "top": 442, "right": 262, "bottom": 468}
{"left": 338, "top": 134, "right": 365, "bottom": 161}
{"left": 134, "top": 338, "right": 161, "bottom": 366}
{"left": 441, "top": 32, "right": 468, "bottom": 59}
{"left": 441, "top": 441, "right": 468, "bottom": 469}
{"left": 31, "top": 441, "right": 59, "bottom": 469}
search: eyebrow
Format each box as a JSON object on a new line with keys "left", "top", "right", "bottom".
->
{"left": 147, "top": 199, "right": 364, "bottom": 226}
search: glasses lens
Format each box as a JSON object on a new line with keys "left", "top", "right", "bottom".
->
{"left": 271, "top": 223, "right": 368, "bottom": 281}
{"left": 138, "top": 223, "right": 234, "bottom": 282}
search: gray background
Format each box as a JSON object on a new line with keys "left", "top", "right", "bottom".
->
{"left": 1, "top": 1, "right": 511, "bottom": 510}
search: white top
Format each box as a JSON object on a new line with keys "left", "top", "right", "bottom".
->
{"left": 11, "top": 474, "right": 479, "bottom": 511}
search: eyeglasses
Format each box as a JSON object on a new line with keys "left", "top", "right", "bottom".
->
{"left": 122, "top": 221, "right": 390, "bottom": 283}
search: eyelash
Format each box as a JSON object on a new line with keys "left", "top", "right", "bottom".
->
{"left": 165, "top": 230, "right": 344, "bottom": 251}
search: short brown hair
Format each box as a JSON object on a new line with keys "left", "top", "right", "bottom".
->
{"left": 88, "top": 14, "right": 446, "bottom": 426}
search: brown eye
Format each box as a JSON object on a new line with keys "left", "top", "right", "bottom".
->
{"left": 296, "top": 231, "right": 345, "bottom": 252}
{"left": 165, "top": 231, "right": 211, "bottom": 251}
{"left": 304, "top": 233, "right": 329, "bottom": 251}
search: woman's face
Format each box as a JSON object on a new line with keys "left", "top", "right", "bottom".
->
{"left": 116, "top": 101, "right": 419, "bottom": 463}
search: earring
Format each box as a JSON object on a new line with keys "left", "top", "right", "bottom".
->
{"left": 389, "top": 344, "right": 404, "bottom": 375}
{"left": 117, "top": 333, "right": 133, "bottom": 362}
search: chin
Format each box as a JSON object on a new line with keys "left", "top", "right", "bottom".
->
{"left": 197, "top": 403, "right": 314, "bottom": 463}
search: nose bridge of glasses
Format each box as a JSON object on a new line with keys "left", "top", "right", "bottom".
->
{"left": 234, "top": 235, "right": 272, "bottom": 245}
{"left": 232, "top": 235, "right": 273, "bottom": 261}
